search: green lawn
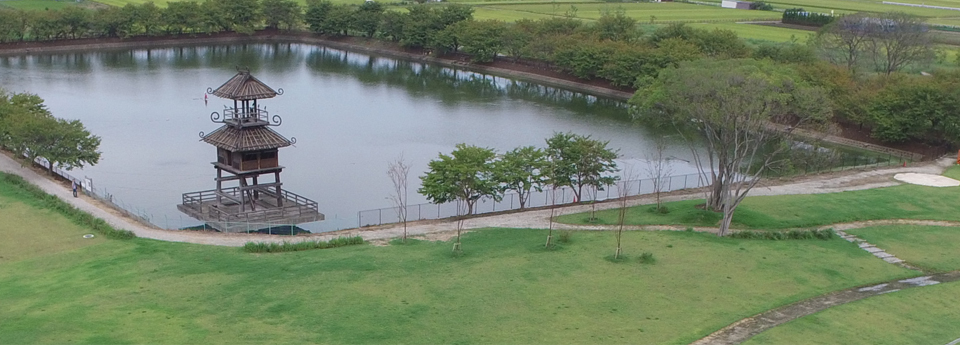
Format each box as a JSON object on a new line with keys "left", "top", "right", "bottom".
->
{"left": 0, "top": 186, "right": 105, "bottom": 263}
{"left": 559, "top": 171, "right": 960, "bottom": 230}
{"left": 0, "top": 172, "right": 917, "bottom": 344}
{"left": 848, "top": 225, "right": 960, "bottom": 272}
{"left": 743, "top": 280, "right": 960, "bottom": 345}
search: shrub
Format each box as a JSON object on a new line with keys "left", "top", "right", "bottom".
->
{"left": 637, "top": 252, "right": 656, "bottom": 264}
{"left": 729, "top": 229, "right": 835, "bottom": 240}
{"left": 558, "top": 231, "right": 573, "bottom": 243}
{"left": 782, "top": 8, "right": 834, "bottom": 27}
{"left": 242, "top": 236, "right": 365, "bottom": 253}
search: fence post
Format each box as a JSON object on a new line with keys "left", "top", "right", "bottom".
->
{"left": 379, "top": 208, "right": 382, "bottom": 226}
{"left": 357, "top": 212, "right": 361, "bottom": 228}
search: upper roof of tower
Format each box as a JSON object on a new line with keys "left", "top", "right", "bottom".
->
{"left": 209, "top": 71, "right": 279, "bottom": 101}
{"left": 202, "top": 125, "right": 292, "bottom": 151}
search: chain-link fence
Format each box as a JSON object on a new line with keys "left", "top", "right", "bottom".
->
{"left": 357, "top": 172, "right": 713, "bottom": 228}
{"left": 28, "top": 156, "right": 158, "bottom": 228}
{"left": 356, "top": 151, "right": 916, "bottom": 228}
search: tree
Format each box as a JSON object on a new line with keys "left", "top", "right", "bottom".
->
{"left": 163, "top": 1, "right": 203, "bottom": 35}
{"left": 866, "top": 12, "right": 935, "bottom": 74}
{"left": 2, "top": 92, "right": 101, "bottom": 174}
{"left": 387, "top": 155, "right": 411, "bottom": 243}
{"left": 545, "top": 132, "right": 619, "bottom": 203}
{"left": 869, "top": 76, "right": 960, "bottom": 145}
{"left": 456, "top": 20, "right": 506, "bottom": 63}
{"left": 419, "top": 143, "right": 500, "bottom": 216}
{"left": 262, "top": 0, "right": 303, "bottom": 31}
{"left": 304, "top": 0, "right": 333, "bottom": 34}
{"left": 644, "top": 138, "right": 673, "bottom": 213}
{"left": 614, "top": 167, "right": 636, "bottom": 259}
{"left": 631, "top": 59, "right": 831, "bottom": 236}
{"left": 58, "top": 6, "right": 91, "bottom": 39}
{"left": 132, "top": 2, "right": 163, "bottom": 36}
{"left": 810, "top": 13, "right": 872, "bottom": 73}
{"left": 204, "top": 0, "right": 261, "bottom": 34}
{"left": 351, "top": 0, "right": 383, "bottom": 37}
{"left": 494, "top": 146, "right": 547, "bottom": 210}
{"left": 595, "top": 8, "right": 638, "bottom": 42}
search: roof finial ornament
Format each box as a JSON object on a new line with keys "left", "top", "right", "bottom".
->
{"left": 236, "top": 66, "right": 251, "bottom": 74}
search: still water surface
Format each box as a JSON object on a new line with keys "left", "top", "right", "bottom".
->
{"left": 0, "top": 43, "right": 699, "bottom": 231}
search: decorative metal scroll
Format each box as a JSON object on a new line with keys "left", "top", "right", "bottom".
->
{"left": 210, "top": 112, "right": 223, "bottom": 123}
{"left": 198, "top": 131, "right": 205, "bottom": 139}
{"left": 277, "top": 88, "right": 284, "bottom": 95}
{"left": 270, "top": 114, "right": 282, "bottom": 126}
{"left": 206, "top": 87, "right": 215, "bottom": 95}
{"left": 290, "top": 137, "right": 297, "bottom": 145}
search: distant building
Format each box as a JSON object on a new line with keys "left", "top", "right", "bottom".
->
{"left": 721, "top": 0, "right": 753, "bottom": 9}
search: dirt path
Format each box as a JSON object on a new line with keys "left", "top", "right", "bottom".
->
{"left": 0, "top": 152, "right": 953, "bottom": 246}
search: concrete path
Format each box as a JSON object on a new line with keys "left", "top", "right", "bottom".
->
{"left": 0, "top": 152, "right": 953, "bottom": 246}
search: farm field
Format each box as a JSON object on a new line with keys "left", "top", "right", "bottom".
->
{"left": 559, "top": 168, "right": 960, "bottom": 229}
{"left": 743, "top": 280, "right": 960, "bottom": 345}
{"left": 0, "top": 172, "right": 917, "bottom": 345}
{"left": 848, "top": 225, "right": 960, "bottom": 272}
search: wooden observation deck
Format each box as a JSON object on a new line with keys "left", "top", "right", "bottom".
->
{"left": 178, "top": 70, "right": 323, "bottom": 232}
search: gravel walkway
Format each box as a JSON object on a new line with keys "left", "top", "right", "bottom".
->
{"left": 0, "top": 152, "right": 952, "bottom": 246}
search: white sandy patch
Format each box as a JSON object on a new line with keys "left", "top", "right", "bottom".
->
{"left": 894, "top": 173, "right": 960, "bottom": 187}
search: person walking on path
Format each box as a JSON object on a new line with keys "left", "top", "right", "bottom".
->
{"left": 72, "top": 180, "right": 78, "bottom": 198}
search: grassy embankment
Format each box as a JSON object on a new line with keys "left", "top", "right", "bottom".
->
{"left": 0, "top": 171, "right": 916, "bottom": 344}
{"left": 558, "top": 166, "right": 960, "bottom": 230}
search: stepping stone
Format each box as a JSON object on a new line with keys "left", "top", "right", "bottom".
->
{"left": 874, "top": 252, "right": 894, "bottom": 258}
{"left": 863, "top": 247, "right": 884, "bottom": 253}
{"left": 883, "top": 257, "right": 904, "bottom": 264}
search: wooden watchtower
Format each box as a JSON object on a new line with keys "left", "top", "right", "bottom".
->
{"left": 178, "top": 71, "right": 323, "bottom": 232}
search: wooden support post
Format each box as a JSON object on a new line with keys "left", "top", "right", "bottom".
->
{"left": 275, "top": 171, "right": 283, "bottom": 207}
{"left": 252, "top": 175, "right": 259, "bottom": 200}
{"left": 216, "top": 168, "right": 222, "bottom": 204}
{"left": 239, "top": 177, "right": 247, "bottom": 212}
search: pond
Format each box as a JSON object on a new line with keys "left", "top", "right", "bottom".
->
{"left": 0, "top": 43, "right": 888, "bottom": 232}
{"left": 1, "top": 43, "right": 711, "bottom": 231}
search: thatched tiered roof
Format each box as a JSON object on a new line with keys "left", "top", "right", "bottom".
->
{"left": 202, "top": 125, "right": 292, "bottom": 151}
{"left": 210, "top": 71, "right": 278, "bottom": 101}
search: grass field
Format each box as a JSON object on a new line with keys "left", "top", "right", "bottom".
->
{"left": 0, "top": 191, "right": 105, "bottom": 264}
{"left": 0, "top": 172, "right": 917, "bottom": 344}
{"left": 483, "top": 2, "right": 783, "bottom": 22}
{"left": 743, "top": 280, "right": 960, "bottom": 345}
{"left": 848, "top": 225, "right": 960, "bottom": 272}
{"left": 0, "top": 0, "right": 82, "bottom": 10}
{"left": 559, "top": 169, "right": 960, "bottom": 229}
{"left": 691, "top": 22, "right": 813, "bottom": 42}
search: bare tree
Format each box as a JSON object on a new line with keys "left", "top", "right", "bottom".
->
{"left": 644, "top": 138, "right": 674, "bottom": 213}
{"left": 387, "top": 154, "right": 411, "bottom": 243}
{"left": 615, "top": 166, "right": 636, "bottom": 259}
{"left": 866, "top": 12, "right": 935, "bottom": 75}
{"left": 810, "top": 13, "right": 872, "bottom": 73}
{"left": 812, "top": 12, "right": 934, "bottom": 74}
